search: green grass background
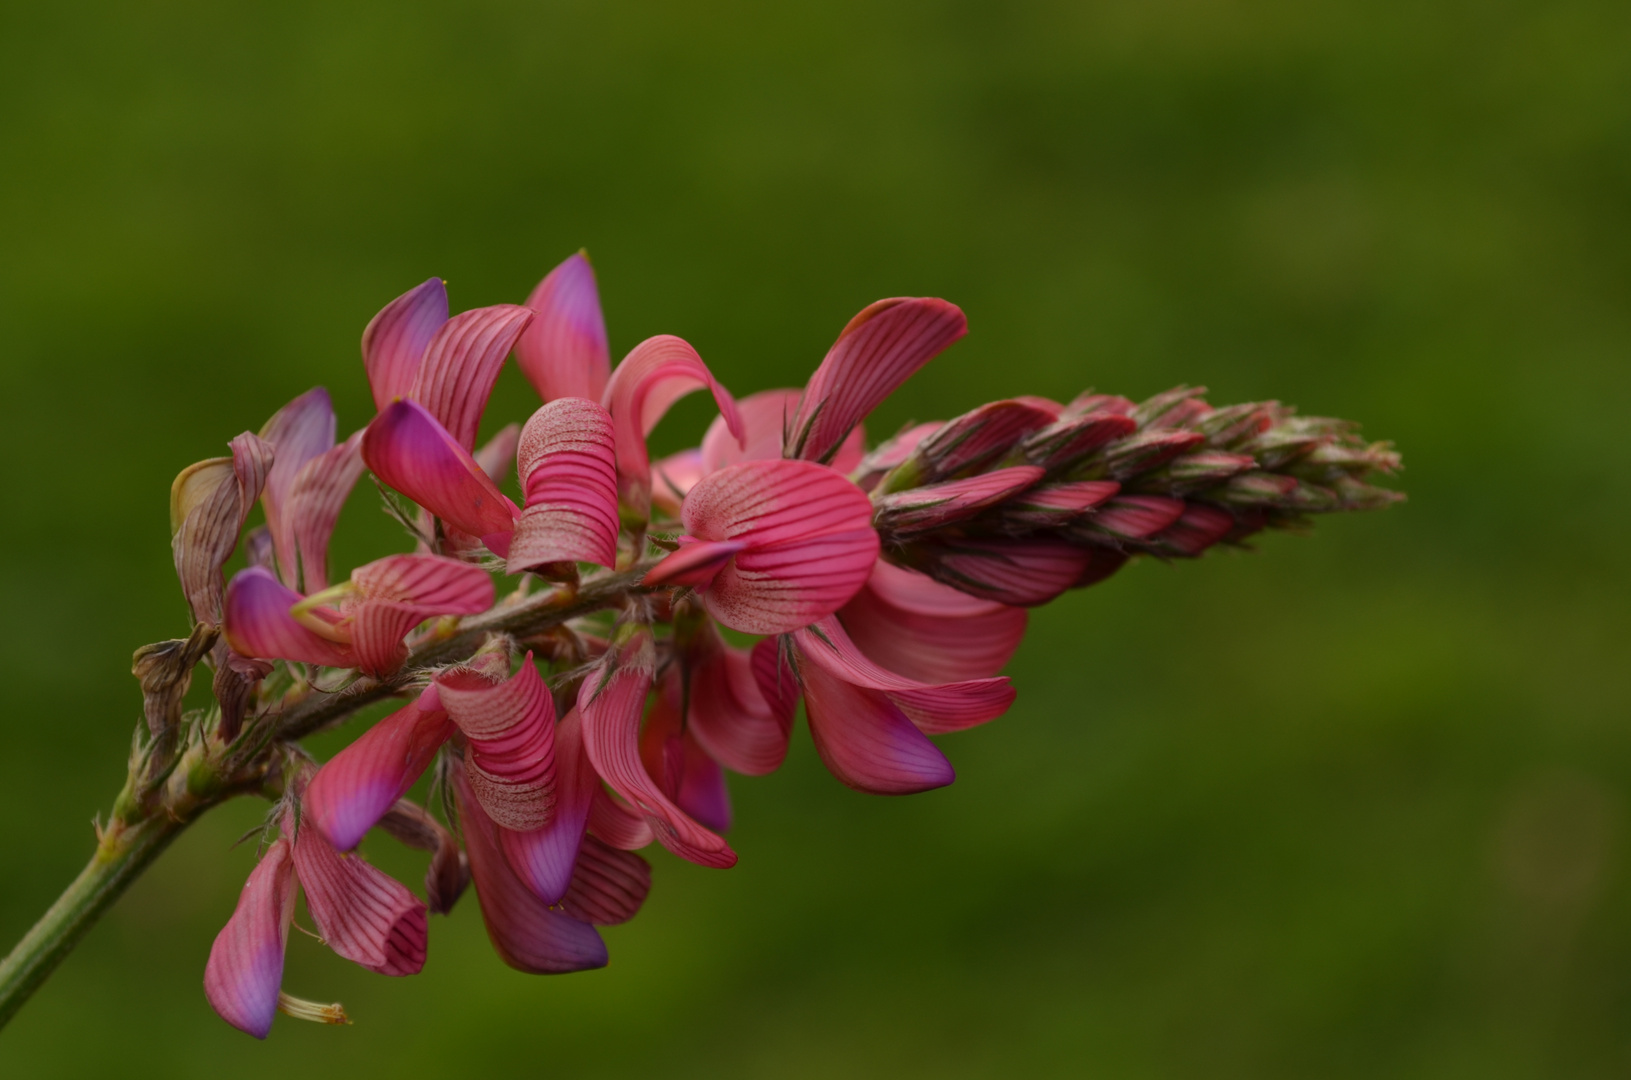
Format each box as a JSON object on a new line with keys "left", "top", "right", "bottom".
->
{"left": 2, "top": 1, "right": 1628, "bottom": 1075}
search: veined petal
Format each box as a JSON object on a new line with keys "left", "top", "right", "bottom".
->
{"left": 643, "top": 539, "right": 747, "bottom": 589}
{"left": 601, "top": 334, "right": 743, "bottom": 522}
{"left": 751, "top": 637, "right": 800, "bottom": 728}
{"left": 437, "top": 660, "right": 557, "bottom": 832}
{"left": 223, "top": 567, "right": 356, "bottom": 668}
{"left": 687, "top": 627, "right": 791, "bottom": 776}
{"left": 285, "top": 431, "right": 366, "bottom": 593}
{"left": 516, "top": 253, "right": 611, "bottom": 403}
{"left": 839, "top": 560, "right": 1027, "bottom": 683}
{"left": 587, "top": 788, "right": 656, "bottom": 851}
{"left": 362, "top": 278, "right": 448, "bottom": 411}
{"left": 205, "top": 839, "right": 294, "bottom": 1039}
{"left": 306, "top": 688, "right": 454, "bottom": 852}
{"left": 410, "top": 304, "right": 535, "bottom": 450}
{"left": 1020, "top": 413, "right": 1138, "bottom": 472}
{"left": 473, "top": 422, "right": 521, "bottom": 487}
{"left": 872, "top": 466, "right": 1042, "bottom": 536}
{"left": 345, "top": 555, "right": 495, "bottom": 677}
{"left": 172, "top": 432, "right": 274, "bottom": 625}
{"left": 996, "top": 480, "right": 1121, "bottom": 530}
{"left": 908, "top": 538, "right": 1091, "bottom": 607}
{"left": 509, "top": 398, "right": 619, "bottom": 571}
{"left": 787, "top": 298, "right": 967, "bottom": 465}
{"left": 1150, "top": 501, "right": 1235, "bottom": 556}
{"left": 259, "top": 388, "right": 337, "bottom": 590}
{"left": 452, "top": 757, "right": 607, "bottom": 974}
{"left": 852, "top": 422, "right": 941, "bottom": 492}
{"left": 290, "top": 815, "right": 427, "bottom": 976}
{"left": 362, "top": 399, "right": 520, "bottom": 546}
{"left": 377, "top": 800, "right": 470, "bottom": 916}
{"left": 498, "top": 706, "right": 595, "bottom": 904}
{"left": 576, "top": 632, "right": 736, "bottom": 869}
{"left": 699, "top": 387, "right": 868, "bottom": 475}
{"left": 1080, "top": 495, "right": 1187, "bottom": 541}
{"left": 560, "top": 836, "right": 652, "bottom": 926}
{"left": 907, "top": 399, "right": 1057, "bottom": 482}
{"left": 641, "top": 674, "right": 732, "bottom": 832}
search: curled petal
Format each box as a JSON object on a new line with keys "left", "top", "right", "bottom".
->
{"left": 362, "top": 400, "right": 520, "bottom": 550}
{"left": 787, "top": 298, "right": 967, "bottom": 465}
{"left": 473, "top": 422, "right": 521, "bottom": 487}
{"left": 499, "top": 706, "right": 596, "bottom": 904}
{"left": 873, "top": 466, "right": 1043, "bottom": 536}
{"left": 516, "top": 253, "right": 611, "bottom": 403}
{"left": 907, "top": 538, "right": 1091, "bottom": 607}
{"left": 362, "top": 278, "right": 448, "bottom": 411}
{"left": 223, "top": 567, "right": 355, "bottom": 668}
{"left": 285, "top": 431, "right": 366, "bottom": 593}
{"left": 172, "top": 433, "right": 274, "bottom": 625}
{"left": 452, "top": 757, "right": 608, "bottom": 974}
{"left": 437, "top": 660, "right": 557, "bottom": 832}
{"left": 560, "top": 837, "right": 652, "bottom": 926}
{"left": 410, "top": 304, "right": 535, "bottom": 450}
{"left": 306, "top": 687, "right": 454, "bottom": 852}
{"left": 509, "top": 398, "right": 619, "bottom": 571}
{"left": 204, "top": 839, "right": 294, "bottom": 1039}
{"left": 259, "top": 388, "right": 337, "bottom": 589}
{"left": 588, "top": 788, "right": 656, "bottom": 851}
{"left": 378, "top": 800, "right": 470, "bottom": 916}
{"left": 290, "top": 816, "right": 427, "bottom": 977}
{"left": 839, "top": 560, "right": 1027, "bottom": 683}
{"left": 688, "top": 627, "right": 791, "bottom": 776}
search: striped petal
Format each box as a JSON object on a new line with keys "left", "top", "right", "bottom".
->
{"left": 995, "top": 480, "right": 1121, "bottom": 530}
{"left": 452, "top": 757, "right": 607, "bottom": 974}
{"left": 258, "top": 388, "right": 337, "bottom": 590}
{"left": 642, "top": 539, "right": 747, "bottom": 588}
{"left": 700, "top": 388, "right": 869, "bottom": 478}
{"left": 786, "top": 298, "right": 967, "bottom": 465}
{"left": 908, "top": 538, "right": 1091, "bottom": 607}
{"left": 1080, "top": 495, "right": 1187, "bottom": 541}
{"left": 290, "top": 813, "right": 427, "bottom": 977}
{"left": 377, "top": 800, "right": 469, "bottom": 916}
{"left": 409, "top": 304, "right": 534, "bottom": 450}
{"left": 508, "top": 398, "right": 619, "bottom": 572}
{"left": 284, "top": 431, "right": 366, "bottom": 593}
{"left": 873, "top": 466, "right": 1043, "bottom": 536}
{"left": 346, "top": 554, "right": 495, "bottom": 677}
{"left": 362, "top": 278, "right": 447, "bottom": 411}
{"left": 204, "top": 839, "right": 294, "bottom": 1039}
{"left": 223, "top": 567, "right": 355, "bottom": 668}
{"left": 587, "top": 788, "right": 655, "bottom": 851}
{"left": 906, "top": 399, "right": 1058, "bottom": 483}
{"left": 642, "top": 674, "right": 732, "bottom": 832}
{"left": 436, "top": 659, "right": 556, "bottom": 832}
{"left": 516, "top": 252, "right": 610, "bottom": 403}
{"left": 498, "top": 706, "right": 596, "bottom": 904}
{"left": 362, "top": 399, "right": 520, "bottom": 551}
{"left": 560, "top": 836, "right": 652, "bottom": 926}
{"left": 1019, "top": 413, "right": 1137, "bottom": 472}
{"left": 687, "top": 625, "right": 791, "bottom": 776}
{"left": 1150, "top": 502, "right": 1235, "bottom": 556}
{"left": 839, "top": 560, "right": 1028, "bottom": 684}
{"left": 171, "top": 432, "right": 273, "bottom": 625}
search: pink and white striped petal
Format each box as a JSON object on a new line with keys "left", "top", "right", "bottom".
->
{"left": 872, "top": 466, "right": 1043, "bottom": 535}
{"left": 498, "top": 706, "right": 596, "bottom": 904}
{"left": 436, "top": 659, "right": 557, "bottom": 832}
{"left": 409, "top": 304, "right": 534, "bottom": 450}
{"left": 516, "top": 253, "right": 611, "bottom": 404}
{"left": 560, "top": 836, "right": 652, "bottom": 926}
{"left": 839, "top": 560, "right": 1028, "bottom": 683}
{"left": 204, "top": 839, "right": 295, "bottom": 1039}
{"left": 688, "top": 628, "right": 791, "bottom": 776}
{"left": 289, "top": 816, "right": 427, "bottom": 977}
{"left": 508, "top": 398, "right": 619, "bottom": 571}
{"left": 223, "top": 567, "right": 356, "bottom": 668}
{"left": 258, "top": 388, "right": 337, "bottom": 590}
{"left": 362, "top": 278, "right": 448, "bottom": 412}
{"left": 284, "top": 431, "right": 366, "bottom": 594}
{"left": 362, "top": 400, "right": 520, "bottom": 551}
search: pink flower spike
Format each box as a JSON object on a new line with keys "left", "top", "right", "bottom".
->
{"left": 663, "top": 458, "right": 880, "bottom": 635}
{"left": 436, "top": 658, "right": 557, "bottom": 832}
{"left": 516, "top": 253, "right": 611, "bottom": 403}
{"left": 223, "top": 567, "right": 356, "bottom": 668}
{"left": 687, "top": 625, "right": 791, "bottom": 776}
{"left": 577, "top": 630, "right": 737, "bottom": 869}
{"left": 508, "top": 398, "right": 619, "bottom": 573}
{"left": 409, "top": 304, "right": 534, "bottom": 451}
{"left": 839, "top": 560, "right": 1028, "bottom": 683}
{"left": 452, "top": 757, "right": 608, "bottom": 974}
{"left": 345, "top": 554, "right": 496, "bottom": 676}
{"left": 284, "top": 430, "right": 366, "bottom": 593}
{"left": 171, "top": 432, "right": 274, "bottom": 625}
{"left": 499, "top": 706, "right": 596, "bottom": 904}
{"left": 601, "top": 334, "right": 744, "bottom": 523}
{"left": 911, "top": 538, "right": 1092, "bottom": 607}
{"left": 289, "top": 810, "right": 428, "bottom": 976}
{"left": 258, "top": 388, "right": 337, "bottom": 590}
{"left": 873, "top": 466, "right": 1044, "bottom": 535}
{"left": 204, "top": 839, "right": 295, "bottom": 1039}
{"left": 787, "top": 298, "right": 967, "bottom": 465}
{"left": 362, "top": 278, "right": 448, "bottom": 412}
{"left": 362, "top": 399, "right": 520, "bottom": 550}
{"left": 305, "top": 687, "right": 455, "bottom": 852}
{"left": 560, "top": 836, "right": 652, "bottom": 926}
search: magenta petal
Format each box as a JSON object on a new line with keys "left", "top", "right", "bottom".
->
{"left": 587, "top": 787, "right": 656, "bottom": 851}
{"left": 874, "top": 466, "right": 1044, "bottom": 535}
{"left": 204, "top": 839, "right": 294, "bottom": 1039}
{"left": 751, "top": 637, "right": 800, "bottom": 727}
{"left": 453, "top": 757, "right": 608, "bottom": 974}
{"left": 1021, "top": 412, "right": 1138, "bottom": 472}
{"left": 1151, "top": 502, "right": 1235, "bottom": 556}
{"left": 306, "top": 692, "right": 455, "bottom": 852}
{"left": 290, "top": 817, "right": 427, "bottom": 976}
{"left": 560, "top": 836, "right": 652, "bottom": 926}
{"left": 999, "top": 480, "right": 1121, "bottom": 529}
{"left": 223, "top": 567, "right": 356, "bottom": 668}
{"left": 508, "top": 398, "right": 619, "bottom": 571}
{"left": 410, "top": 304, "right": 535, "bottom": 450}
{"left": 910, "top": 399, "right": 1058, "bottom": 481}
{"left": 259, "top": 388, "right": 337, "bottom": 590}
{"left": 285, "top": 430, "right": 366, "bottom": 593}
{"left": 345, "top": 554, "right": 495, "bottom": 677}
{"left": 700, "top": 388, "right": 869, "bottom": 477}
{"left": 516, "top": 253, "right": 611, "bottom": 403}
{"left": 643, "top": 539, "right": 748, "bottom": 588}
{"left": 913, "top": 538, "right": 1091, "bottom": 607}
{"left": 436, "top": 660, "right": 557, "bottom": 832}
{"left": 362, "top": 399, "right": 520, "bottom": 542}
{"left": 1086, "top": 495, "right": 1187, "bottom": 541}
{"left": 498, "top": 706, "right": 595, "bottom": 904}
{"left": 788, "top": 298, "right": 967, "bottom": 465}
{"left": 688, "top": 629, "right": 791, "bottom": 776}
{"left": 840, "top": 560, "right": 1028, "bottom": 683}
{"left": 362, "top": 278, "right": 448, "bottom": 411}
{"left": 474, "top": 422, "right": 521, "bottom": 487}
{"left": 641, "top": 676, "right": 732, "bottom": 832}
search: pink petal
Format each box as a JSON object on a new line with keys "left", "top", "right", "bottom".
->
{"left": 290, "top": 813, "right": 427, "bottom": 976}
{"left": 498, "top": 706, "right": 596, "bottom": 904}
{"left": 410, "top": 304, "right": 535, "bottom": 450}
{"left": 873, "top": 466, "right": 1043, "bottom": 535}
{"left": 678, "top": 459, "right": 879, "bottom": 635}
{"left": 258, "top": 388, "right": 337, "bottom": 590}
{"left": 652, "top": 448, "right": 705, "bottom": 517}
{"left": 345, "top": 554, "right": 496, "bottom": 677}
{"left": 284, "top": 431, "right": 366, "bottom": 593}
{"left": 223, "top": 567, "right": 356, "bottom": 668}
{"left": 171, "top": 432, "right": 274, "bottom": 625}
{"left": 305, "top": 688, "right": 455, "bottom": 852}
{"left": 377, "top": 800, "right": 469, "bottom": 915}
{"left": 601, "top": 334, "right": 744, "bottom": 523}
{"left": 576, "top": 632, "right": 736, "bottom": 868}
{"left": 362, "top": 399, "right": 520, "bottom": 545}
{"left": 436, "top": 659, "right": 557, "bottom": 832}
{"left": 1077, "top": 547, "right": 1132, "bottom": 588}
{"left": 560, "top": 836, "right": 652, "bottom": 926}
{"left": 997, "top": 480, "right": 1121, "bottom": 529}
{"left": 852, "top": 422, "right": 941, "bottom": 492}
{"left": 204, "top": 839, "right": 294, "bottom": 1039}
{"left": 641, "top": 675, "right": 732, "bottom": 832}
{"left": 839, "top": 560, "right": 1028, "bottom": 683}
{"left": 698, "top": 387, "right": 867, "bottom": 475}
{"left": 1083, "top": 495, "right": 1187, "bottom": 540}
{"left": 687, "top": 626, "right": 791, "bottom": 776}
{"left": 587, "top": 787, "right": 656, "bottom": 851}
{"left": 750, "top": 637, "right": 800, "bottom": 728}
{"left": 909, "top": 399, "right": 1058, "bottom": 482}
{"left": 362, "top": 278, "right": 448, "bottom": 412}
{"left": 452, "top": 757, "right": 608, "bottom": 974}
{"left": 508, "top": 398, "right": 619, "bottom": 572}
{"left": 1063, "top": 392, "right": 1135, "bottom": 418}
{"left": 910, "top": 538, "right": 1092, "bottom": 607}
{"left": 516, "top": 253, "right": 611, "bottom": 403}
{"left": 473, "top": 422, "right": 521, "bottom": 487}
{"left": 1020, "top": 413, "right": 1138, "bottom": 472}
{"left": 1153, "top": 501, "right": 1235, "bottom": 556}
{"left": 787, "top": 298, "right": 967, "bottom": 465}
{"left": 643, "top": 539, "right": 748, "bottom": 588}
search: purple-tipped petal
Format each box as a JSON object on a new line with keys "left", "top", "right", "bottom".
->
{"left": 687, "top": 625, "right": 791, "bottom": 776}
{"left": 362, "top": 399, "right": 520, "bottom": 544}
{"left": 787, "top": 298, "right": 967, "bottom": 466}
{"left": 560, "top": 836, "right": 652, "bottom": 926}
{"left": 410, "top": 304, "right": 534, "bottom": 451}
{"left": 839, "top": 560, "right": 1028, "bottom": 683}
{"left": 289, "top": 812, "right": 428, "bottom": 977}
{"left": 171, "top": 432, "right": 274, "bottom": 625}
{"left": 362, "top": 278, "right": 448, "bottom": 411}
{"left": 516, "top": 253, "right": 611, "bottom": 403}
{"left": 452, "top": 757, "right": 608, "bottom": 974}
{"left": 508, "top": 398, "right": 619, "bottom": 572}
{"left": 873, "top": 466, "right": 1043, "bottom": 535}
{"left": 910, "top": 538, "right": 1092, "bottom": 607}
{"left": 258, "top": 388, "right": 337, "bottom": 589}
{"left": 223, "top": 567, "right": 355, "bottom": 668}
{"left": 473, "top": 422, "right": 521, "bottom": 487}
{"left": 436, "top": 659, "right": 557, "bottom": 832}
{"left": 642, "top": 674, "right": 732, "bottom": 832}
{"left": 204, "top": 839, "right": 294, "bottom": 1039}
{"left": 285, "top": 431, "right": 366, "bottom": 593}
{"left": 306, "top": 688, "right": 455, "bottom": 852}
{"left": 498, "top": 706, "right": 596, "bottom": 904}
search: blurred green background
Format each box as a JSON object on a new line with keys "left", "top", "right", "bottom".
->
{"left": 2, "top": 1, "right": 1629, "bottom": 1076}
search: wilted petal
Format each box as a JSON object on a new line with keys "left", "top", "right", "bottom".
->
{"left": 508, "top": 398, "right": 619, "bottom": 572}
{"left": 839, "top": 560, "right": 1027, "bottom": 683}
{"left": 498, "top": 706, "right": 596, "bottom": 904}
{"left": 642, "top": 674, "right": 731, "bottom": 832}
{"left": 560, "top": 836, "right": 652, "bottom": 926}
{"left": 453, "top": 757, "right": 608, "bottom": 974}
{"left": 908, "top": 538, "right": 1091, "bottom": 607}
{"left": 410, "top": 304, "right": 534, "bottom": 450}
{"left": 786, "top": 298, "right": 967, "bottom": 465}
{"left": 204, "top": 839, "right": 294, "bottom": 1039}
{"left": 516, "top": 253, "right": 611, "bottom": 403}
{"left": 362, "top": 278, "right": 448, "bottom": 411}
{"left": 290, "top": 812, "right": 428, "bottom": 977}
{"left": 362, "top": 400, "right": 520, "bottom": 552}
{"left": 223, "top": 567, "right": 356, "bottom": 668}
{"left": 377, "top": 799, "right": 469, "bottom": 916}
{"left": 212, "top": 642, "right": 272, "bottom": 743}
{"left": 687, "top": 625, "right": 791, "bottom": 776}
{"left": 436, "top": 659, "right": 557, "bottom": 832}
{"left": 473, "top": 422, "right": 521, "bottom": 487}
{"left": 258, "top": 388, "right": 337, "bottom": 590}
{"left": 872, "top": 466, "right": 1042, "bottom": 536}
{"left": 172, "top": 432, "right": 274, "bottom": 624}
{"left": 285, "top": 431, "right": 366, "bottom": 594}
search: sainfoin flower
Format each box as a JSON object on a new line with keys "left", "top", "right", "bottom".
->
{"left": 156, "top": 252, "right": 1397, "bottom": 1035}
